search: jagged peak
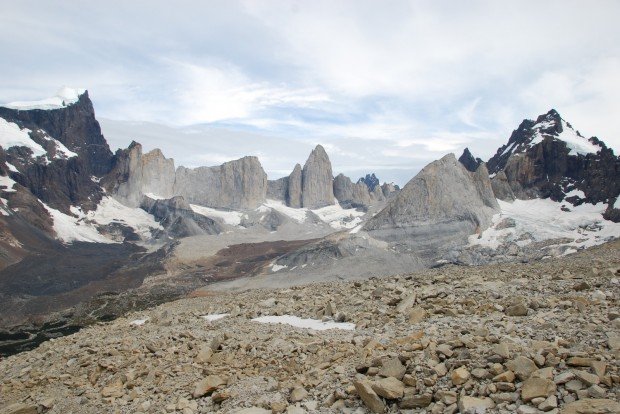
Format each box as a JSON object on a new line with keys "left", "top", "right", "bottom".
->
{"left": 2, "top": 87, "right": 88, "bottom": 111}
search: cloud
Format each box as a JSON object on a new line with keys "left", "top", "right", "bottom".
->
{"left": 1, "top": 0, "right": 619, "bottom": 181}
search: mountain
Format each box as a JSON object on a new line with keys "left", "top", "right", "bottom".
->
{"left": 358, "top": 173, "right": 380, "bottom": 191}
{"left": 487, "top": 109, "right": 620, "bottom": 212}
{"left": 364, "top": 154, "right": 499, "bottom": 256}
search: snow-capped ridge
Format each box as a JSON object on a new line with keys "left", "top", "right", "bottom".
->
{"left": 2, "top": 87, "right": 86, "bottom": 111}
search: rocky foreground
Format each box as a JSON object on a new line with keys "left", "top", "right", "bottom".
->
{"left": 1, "top": 241, "right": 620, "bottom": 414}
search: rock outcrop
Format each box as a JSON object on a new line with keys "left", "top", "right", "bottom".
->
{"left": 301, "top": 145, "right": 334, "bottom": 209}
{"left": 358, "top": 173, "right": 380, "bottom": 192}
{"left": 364, "top": 154, "right": 499, "bottom": 250}
{"left": 141, "top": 196, "right": 220, "bottom": 238}
{"left": 286, "top": 164, "right": 302, "bottom": 208}
{"left": 266, "top": 177, "right": 288, "bottom": 202}
{"left": 458, "top": 148, "right": 483, "bottom": 172}
{"left": 487, "top": 109, "right": 620, "bottom": 207}
{"left": 333, "top": 173, "right": 385, "bottom": 208}
{"left": 174, "top": 156, "right": 267, "bottom": 210}
{"left": 490, "top": 170, "right": 515, "bottom": 201}
{"left": 102, "top": 142, "right": 175, "bottom": 207}
{"left": 0, "top": 90, "right": 113, "bottom": 176}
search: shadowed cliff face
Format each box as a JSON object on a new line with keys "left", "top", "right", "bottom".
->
{"left": 0, "top": 91, "right": 113, "bottom": 177}
{"left": 487, "top": 109, "right": 620, "bottom": 208}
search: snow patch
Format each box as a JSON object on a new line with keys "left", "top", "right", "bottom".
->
{"left": 252, "top": 315, "right": 355, "bottom": 331}
{"left": 565, "top": 189, "right": 585, "bottom": 199}
{"left": 0, "top": 175, "right": 17, "bottom": 192}
{"left": 3, "top": 87, "right": 85, "bottom": 110}
{"left": 529, "top": 119, "right": 601, "bottom": 156}
{"left": 615, "top": 198, "right": 620, "bottom": 210}
{"left": 5, "top": 163, "right": 18, "bottom": 173}
{"left": 201, "top": 314, "right": 229, "bottom": 321}
{"left": 469, "top": 199, "right": 620, "bottom": 251}
{"left": 42, "top": 203, "right": 114, "bottom": 244}
{"left": 350, "top": 224, "right": 363, "bottom": 234}
{"left": 144, "top": 193, "right": 165, "bottom": 200}
{"left": 271, "top": 263, "right": 288, "bottom": 272}
{"left": 0, "top": 119, "right": 45, "bottom": 157}
{"left": 42, "top": 133, "right": 78, "bottom": 159}
{"left": 312, "top": 203, "right": 365, "bottom": 230}
{"left": 86, "top": 197, "right": 162, "bottom": 239}
{"left": 190, "top": 204, "right": 244, "bottom": 226}
{"left": 259, "top": 199, "right": 307, "bottom": 223}
{"left": 130, "top": 318, "right": 148, "bottom": 326}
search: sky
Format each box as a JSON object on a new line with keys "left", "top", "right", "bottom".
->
{"left": 1, "top": 0, "right": 619, "bottom": 185}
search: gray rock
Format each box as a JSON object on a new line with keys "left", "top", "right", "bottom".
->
{"left": 287, "top": 164, "right": 302, "bottom": 208}
{"left": 174, "top": 156, "right": 267, "bottom": 209}
{"left": 301, "top": 145, "right": 334, "bottom": 209}
{"left": 353, "top": 379, "right": 385, "bottom": 413}
{"left": 490, "top": 170, "right": 516, "bottom": 201}
{"left": 104, "top": 142, "right": 176, "bottom": 207}
{"left": 363, "top": 154, "right": 499, "bottom": 251}
{"left": 267, "top": 177, "right": 288, "bottom": 201}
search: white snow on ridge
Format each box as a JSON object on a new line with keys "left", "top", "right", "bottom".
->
{"left": 190, "top": 204, "right": 244, "bottom": 226}
{"left": 252, "top": 315, "right": 355, "bottom": 331}
{"left": 470, "top": 199, "right": 620, "bottom": 251}
{"left": 3, "top": 87, "right": 85, "bottom": 110}
{"left": 0, "top": 119, "right": 46, "bottom": 157}
{"left": 42, "top": 133, "right": 78, "bottom": 159}
{"left": 529, "top": 119, "right": 601, "bottom": 156}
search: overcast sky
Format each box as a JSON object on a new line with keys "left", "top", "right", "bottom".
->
{"left": 1, "top": 1, "right": 619, "bottom": 185}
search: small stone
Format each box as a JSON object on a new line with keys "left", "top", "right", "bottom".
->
{"left": 371, "top": 377, "right": 404, "bottom": 399}
{"left": 378, "top": 357, "right": 406, "bottom": 380}
{"left": 408, "top": 307, "right": 427, "bottom": 323}
{"left": 567, "top": 357, "right": 594, "bottom": 367}
{"left": 574, "top": 370, "right": 601, "bottom": 386}
{"left": 435, "top": 390, "right": 457, "bottom": 405}
{"left": 493, "top": 342, "right": 510, "bottom": 359}
{"left": 235, "top": 408, "right": 271, "bottom": 414}
{"left": 396, "top": 292, "right": 416, "bottom": 313}
{"left": 505, "top": 303, "right": 528, "bottom": 316}
{"left": 506, "top": 356, "right": 537, "bottom": 380}
{"left": 591, "top": 361, "right": 607, "bottom": 378}
{"left": 212, "top": 391, "right": 230, "bottom": 403}
{"left": 458, "top": 396, "right": 495, "bottom": 413}
{"left": 400, "top": 392, "right": 432, "bottom": 409}
{"left": 451, "top": 366, "right": 470, "bottom": 385}
{"left": 289, "top": 386, "right": 308, "bottom": 403}
{"left": 561, "top": 399, "right": 620, "bottom": 414}
{"left": 0, "top": 404, "right": 38, "bottom": 414}
{"left": 588, "top": 384, "right": 606, "bottom": 398}
{"left": 192, "top": 375, "right": 226, "bottom": 398}
{"left": 402, "top": 374, "right": 417, "bottom": 386}
{"left": 101, "top": 384, "right": 124, "bottom": 398}
{"left": 493, "top": 371, "right": 515, "bottom": 383}
{"left": 521, "top": 377, "right": 556, "bottom": 402}
{"left": 354, "top": 379, "right": 386, "bottom": 413}
{"left": 538, "top": 395, "right": 557, "bottom": 411}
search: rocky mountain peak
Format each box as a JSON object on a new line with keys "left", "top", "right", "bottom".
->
{"left": 458, "top": 148, "right": 483, "bottom": 172}
{"left": 364, "top": 153, "right": 499, "bottom": 254}
{"left": 488, "top": 109, "right": 602, "bottom": 174}
{"left": 358, "top": 173, "right": 380, "bottom": 192}
{"left": 301, "top": 145, "right": 334, "bottom": 209}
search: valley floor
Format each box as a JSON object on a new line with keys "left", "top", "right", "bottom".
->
{"left": 0, "top": 241, "right": 619, "bottom": 414}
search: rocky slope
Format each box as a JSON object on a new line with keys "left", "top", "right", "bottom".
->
{"left": 487, "top": 109, "right": 620, "bottom": 215}
{"left": 364, "top": 154, "right": 499, "bottom": 255}
{"left": 0, "top": 240, "right": 618, "bottom": 414}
